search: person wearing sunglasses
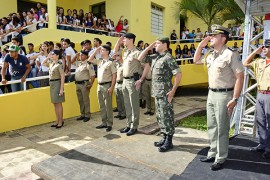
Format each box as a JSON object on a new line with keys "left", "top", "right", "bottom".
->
{"left": 42, "top": 50, "right": 65, "bottom": 129}
{"left": 243, "top": 39, "right": 270, "bottom": 159}
{"left": 194, "top": 25, "right": 244, "bottom": 171}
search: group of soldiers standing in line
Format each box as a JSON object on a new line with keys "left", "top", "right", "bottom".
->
{"left": 73, "top": 32, "right": 181, "bottom": 152}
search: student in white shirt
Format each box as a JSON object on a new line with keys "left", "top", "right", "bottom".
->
{"left": 38, "top": 7, "right": 49, "bottom": 29}
{"left": 62, "top": 38, "right": 76, "bottom": 82}
{"left": 26, "top": 10, "right": 37, "bottom": 33}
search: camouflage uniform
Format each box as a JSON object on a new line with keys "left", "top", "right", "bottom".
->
{"left": 146, "top": 51, "right": 181, "bottom": 135}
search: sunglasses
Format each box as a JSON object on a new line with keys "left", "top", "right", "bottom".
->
{"left": 263, "top": 46, "right": 270, "bottom": 48}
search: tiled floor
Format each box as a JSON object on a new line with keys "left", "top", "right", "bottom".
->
{"left": 0, "top": 94, "right": 207, "bottom": 180}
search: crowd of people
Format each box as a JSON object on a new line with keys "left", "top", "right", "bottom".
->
{"left": 0, "top": 2, "right": 129, "bottom": 46}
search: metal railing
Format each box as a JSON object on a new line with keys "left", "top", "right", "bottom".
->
{"left": 0, "top": 72, "right": 75, "bottom": 92}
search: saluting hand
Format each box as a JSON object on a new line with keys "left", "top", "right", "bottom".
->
{"left": 254, "top": 46, "right": 263, "bottom": 54}
{"left": 226, "top": 100, "right": 237, "bottom": 116}
{"left": 198, "top": 36, "right": 211, "bottom": 48}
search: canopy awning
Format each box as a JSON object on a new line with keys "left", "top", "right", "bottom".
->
{"left": 235, "top": 0, "right": 270, "bottom": 16}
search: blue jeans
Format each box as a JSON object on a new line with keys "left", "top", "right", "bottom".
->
{"left": 29, "top": 68, "right": 39, "bottom": 88}
{"left": 11, "top": 75, "right": 24, "bottom": 92}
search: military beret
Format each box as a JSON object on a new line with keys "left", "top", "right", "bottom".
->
{"left": 8, "top": 44, "right": 20, "bottom": 52}
{"left": 80, "top": 50, "right": 89, "bottom": 56}
{"left": 264, "top": 39, "right": 270, "bottom": 47}
{"left": 102, "top": 45, "right": 111, "bottom": 52}
{"left": 52, "top": 49, "right": 61, "bottom": 56}
{"left": 124, "top": 33, "right": 136, "bottom": 39}
{"left": 210, "top": 24, "right": 230, "bottom": 36}
{"left": 157, "top": 36, "right": 170, "bottom": 41}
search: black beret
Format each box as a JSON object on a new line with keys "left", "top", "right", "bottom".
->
{"left": 80, "top": 50, "right": 89, "bottom": 56}
{"left": 124, "top": 33, "right": 136, "bottom": 39}
{"left": 102, "top": 45, "right": 111, "bottom": 52}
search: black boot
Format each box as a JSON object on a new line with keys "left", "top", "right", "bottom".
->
{"left": 142, "top": 100, "right": 146, "bottom": 109}
{"left": 154, "top": 134, "right": 167, "bottom": 147}
{"left": 158, "top": 134, "right": 173, "bottom": 152}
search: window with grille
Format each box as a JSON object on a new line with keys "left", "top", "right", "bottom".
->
{"left": 151, "top": 4, "right": 163, "bottom": 36}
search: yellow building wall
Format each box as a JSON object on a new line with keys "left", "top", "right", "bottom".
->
{"left": 0, "top": 0, "right": 17, "bottom": 17}
{"left": 0, "top": 82, "right": 100, "bottom": 133}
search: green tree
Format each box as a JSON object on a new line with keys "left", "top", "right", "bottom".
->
{"left": 174, "top": 0, "right": 244, "bottom": 31}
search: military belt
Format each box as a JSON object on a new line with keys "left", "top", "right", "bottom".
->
{"left": 209, "top": 88, "right": 234, "bottom": 92}
{"left": 98, "top": 81, "right": 111, "bottom": 85}
{"left": 146, "top": 78, "right": 152, "bottom": 81}
{"left": 75, "top": 80, "right": 88, "bottom": 84}
{"left": 123, "top": 76, "right": 134, "bottom": 79}
{"left": 258, "top": 90, "right": 270, "bottom": 94}
{"left": 50, "top": 79, "right": 60, "bottom": 82}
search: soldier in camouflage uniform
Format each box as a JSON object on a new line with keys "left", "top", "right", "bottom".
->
{"left": 243, "top": 39, "right": 270, "bottom": 159}
{"left": 136, "top": 37, "right": 182, "bottom": 152}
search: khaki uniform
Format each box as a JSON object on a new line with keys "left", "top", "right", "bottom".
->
{"left": 122, "top": 48, "right": 141, "bottom": 129}
{"left": 75, "top": 60, "right": 96, "bottom": 118}
{"left": 115, "top": 61, "right": 126, "bottom": 117}
{"left": 203, "top": 45, "right": 244, "bottom": 163}
{"left": 94, "top": 58, "right": 117, "bottom": 126}
{"left": 47, "top": 61, "right": 65, "bottom": 103}
{"left": 143, "top": 63, "right": 155, "bottom": 113}
{"left": 250, "top": 58, "right": 270, "bottom": 152}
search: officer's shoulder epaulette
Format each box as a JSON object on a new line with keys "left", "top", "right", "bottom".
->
{"left": 58, "top": 61, "right": 62, "bottom": 64}
{"left": 228, "top": 47, "right": 236, "bottom": 52}
{"left": 87, "top": 61, "right": 92, "bottom": 65}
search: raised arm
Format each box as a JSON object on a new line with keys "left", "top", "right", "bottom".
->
{"left": 113, "top": 36, "right": 124, "bottom": 54}
{"left": 194, "top": 36, "right": 211, "bottom": 64}
{"left": 243, "top": 46, "right": 262, "bottom": 67}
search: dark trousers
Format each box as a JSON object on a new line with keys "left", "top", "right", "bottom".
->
{"left": 256, "top": 93, "right": 270, "bottom": 152}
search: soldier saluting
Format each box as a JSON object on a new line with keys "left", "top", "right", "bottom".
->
{"left": 243, "top": 39, "right": 270, "bottom": 159}
{"left": 194, "top": 25, "right": 244, "bottom": 171}
{"left": 136, "top": 37, "right": 182, "bottom": 152}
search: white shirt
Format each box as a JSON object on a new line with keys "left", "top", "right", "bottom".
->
{"left": 38, "top": 13, "right": 48, "bottom": 27}
{"left": 65, "top": 46, "right": 76, "bottom": 70}
{"left": 36, "top": 55, "right": 49, "bottom": 72}
{"left": 27, "top": 18, "right": 37, "bottom": 32}
{"left": 26, "top": 52, "right": 38, "bottom": 66}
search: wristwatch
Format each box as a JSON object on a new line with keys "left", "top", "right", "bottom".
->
{"left": 233, "top": 98, "right": 238, "bottom": 102}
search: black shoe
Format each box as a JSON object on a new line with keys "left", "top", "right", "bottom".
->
{"left": 154, "top": 135, "right": 166, "bottom": 147}
{"left": 56, "top": 122, "right": 64, "bottom": 129}
{"left": 76, "top": 116, "right": 85, "bottom": 120}
{"left": 262, "top": 151, "right": 270, "bottom": 159}
{"left": 83, "top": 117, "right": 90, "bottom": 122}
{"left": 200, "top": 157, "right": 215, "bottom": 162}
{"left": 250, "top": 145, "right": 265, "bottom": 152}
{"left": 51, "top": 124, "right": 57, "bottom": 127}
{"left": 149, "top": 112, "right": 155, "bottom": 116}
{"left": 114, "top": 115, "right": 121, "bottom": 118}
{"left": 119, "top": 116, "right": 126, "bottom": 120}
{"left": 158, "top": 135, "right": 173, "bottom": 152}
{"left": 144, "top": 111, "right": 151, "bottom": 115}
{"left": 120, "top": 127, "right": 130, "bottom": 133}
{"left": 210, "top": 162, "right": 223, "bottom": 171}
{"left": 113, "top": 108, "right": 118, "bottom": 112}
{"left": 126, "top": 129, "right": 137, "bottom": 136}
{"left": 96, "top": 124, "right": 107, "bottom": 129}
{"left": 106, "top": 126, "right": 112, "bottom": 132}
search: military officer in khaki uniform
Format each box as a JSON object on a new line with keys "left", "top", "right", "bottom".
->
{"left": 194, "top": 25, "right": 244, "bottom": 170}
{"left": 135, "top": 37, "right": 181, "bottom": 152}
{"left": 74, "top": 50, "right": 96, "bottom": 122}
{"left": 243, "top": 39, "right": 270, "bottom": 159}
{"left": 113, "top": 50, "right": 126, "bottom": 120}
{"left": 114, "top": 33, "right": 141, "bottom": 136}
{"left": 143, "top": 65, "right": 155, "bottom": 115}
{"left": 88, "top": 45, "right": 117, "bottom": 132}
{"left": 42, "top": 50, "right": 65, "bottom": 129}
